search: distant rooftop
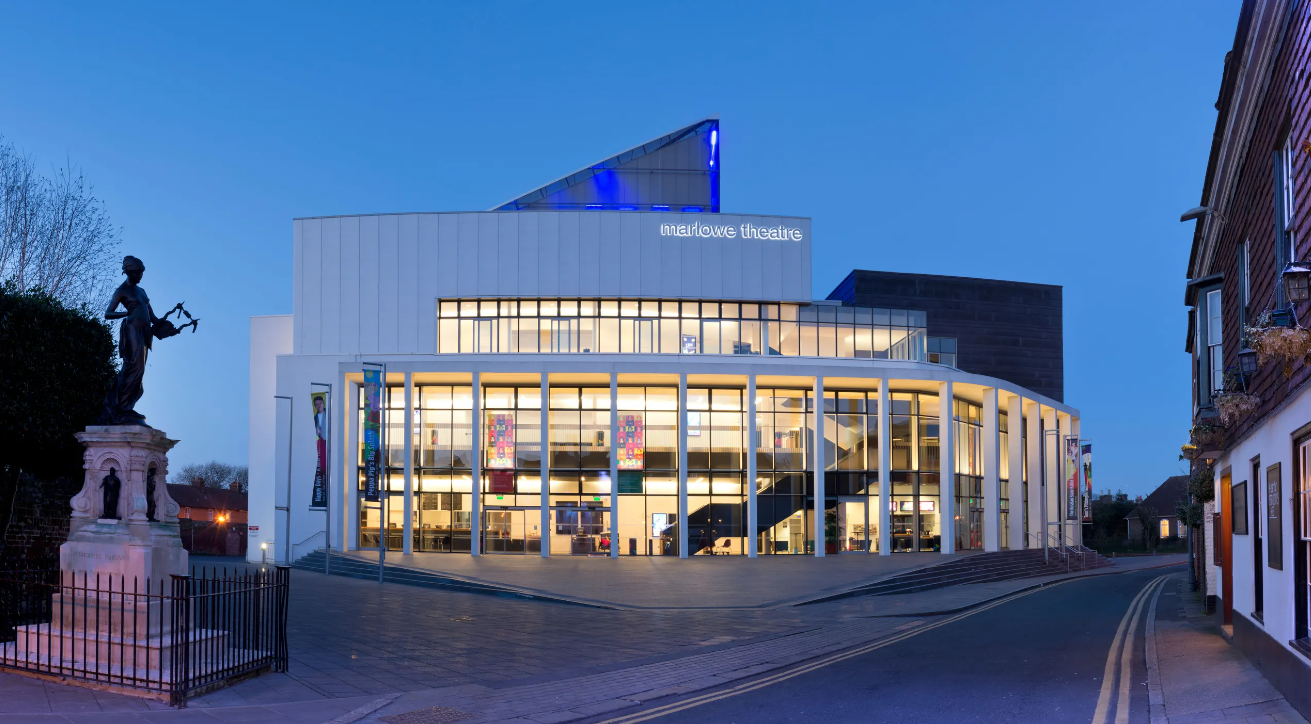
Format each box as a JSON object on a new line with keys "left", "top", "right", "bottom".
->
{"left": 493, "top": 117, "right": 720, "bottom": 213}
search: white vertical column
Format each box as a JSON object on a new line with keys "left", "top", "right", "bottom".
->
{"left": 678, "top": 373, "right": 688, "bottom": 559}
{"left": 939, "top": 380, "right": 955, "bottom": 555}
{"left": 470, "top": 371, "right": 481, "bottom": 556}
{"left": 1006, "top": 394, "right": 1024, "bottom": 551}
{"left": 982, "top": 387, "right": 1000, "bottom": 552}
{"left": 878, "top": 379, "right": 891, "bottom": 556}
{"left": 403, "top": 372, "right": 414, "bottom": 555}
{"left": 1043, "top": 406, "right": 1058, "bottom": 548}
{"left": 346, "top": 380, "right": 360, "bottom": 551}
{"left": 540, "top": 374, "right": 550, "bottom": 558}
{"left": 814, "top": 376, "right": 825, "bottom": 558}
{"left": 1025, "top": 401, "right": 1042, "bottom": 548}
{"left": 747, "top": 374, "right": 758, "bottom": 558}
{"left": 610, "top": 374, "right": 619, "bottom": 559}
{"left": 1059, "top": 412, "right": 1073, "bottom": 546}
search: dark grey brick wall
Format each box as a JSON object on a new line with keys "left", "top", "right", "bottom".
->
{"left": 828, "top": 270, "right": 1064, "bottom": 402}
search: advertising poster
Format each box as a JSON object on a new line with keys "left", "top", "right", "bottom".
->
{"left": 310, "top": 391, "right": 329, "bottom": 509}
{"left": 487, "top": 413, "right": 515, "bottom": 469}
{"left": 362, "top": 368, "right": 382, "bottom": 502}
{"left": 489, "top": 470, "right": 514, "bottom": 494}
{"left": 1065, "top": 437, "right": 1079, "bottom": 521}
{"left": 617, "top": 413, "right": 645, "bottom": 470}
{"left": 1082, "top": 443, "right": 1093, "bottom": 522}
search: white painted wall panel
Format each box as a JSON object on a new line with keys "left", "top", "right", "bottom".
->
{"left": 498, "top": 213, "right": 518, "bottom": 295}
{"left": 579, "top": 212, "right": 601, "bottom": 297}
{"left": 680, "top": 236, "right": 700, "bottom": 297}
{"left": 620, "top": 214, "right": 641, "bottom": 295}
{"left": 398, "top": 214, "right": 420, "bottom": 353}
{"left": 417, "top": 215, "right": 441, "bottom": 353}
{"left": 301, "top": 218, "right": 322, "bottom": 355}
{"left": 639, "top": 214, "right": 661, "bottom": 297}
{"left": 457, "top": 214, "right": 478, "bottom": 298}
{"left": 517, "top": 213, "right": 539, "bottom": 298}
{"left": 559, "top": 213, "right": 580, "bottom": 294}
{"left": 341, "top": 217, "right": 360, "bottom": 355}
{"left": 377, "top": 215, "right": 400, "bottom": 354}
{"left": 437, "top": 214, "right": 458, "bottom": 302}
{"left": 477, "top": 214, "right": 498, "bottom": 294}
{"left": 292, "top": 221, "right": 304, "bottom": 354}
{"left": 539, "top": 213, "right": 559, "bottom": 296}
{"left": 722, "top": 232, "right": 743, "bottom": 300}
{"left": 761, "top": 236, "right": 783, "bottom": 302}
{"left": 320, "top": 217, "right": 341, "bottom": 354}
{"left": 358, "top": 216, "right": 380, "bottom": 354}
{"left": 599, "top": 213, "right": 622, "bottom": 297}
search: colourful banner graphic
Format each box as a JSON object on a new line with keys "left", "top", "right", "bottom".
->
{"left": 310, "top": 391, "right": 329, "bottom": 509}
{"left": 1065, "top": 437, "right": 1079, "bottom": 521}
{"left": 486, "top": 413, "right": 515, "bottom": 469}
{"left": 1082, "top": 443, "right": 1093, "bottom": 523}
{"left": 362, "top": 368, "right": 382, "bottom": 502}
{"left": 617, "top": 413, "right": 645, "bottom": 470}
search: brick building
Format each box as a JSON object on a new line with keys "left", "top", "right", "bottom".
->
{"left": 1183, "top": 0, "right": 1311, "bottom": 714}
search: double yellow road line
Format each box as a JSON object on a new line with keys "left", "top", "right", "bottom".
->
{"left": 1090, "top": 574, "right": 1168, "bottom": 724}
{"left": 594, "top": 580, "right": 1073, "bottom": 724}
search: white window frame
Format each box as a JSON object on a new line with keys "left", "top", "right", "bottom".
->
{"left": 1207, "top": 289, "right": 1224, "bottom": 395}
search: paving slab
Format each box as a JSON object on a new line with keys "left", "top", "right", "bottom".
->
{"left": 1150, "top": 573, "right": 1307, "bottom": 724}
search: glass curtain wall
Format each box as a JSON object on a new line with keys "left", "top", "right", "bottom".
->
{"left": 437, "top": 299, "right": 928, "bottom": 361}
{"left": 824, "top": 391, "right": 880, "bottom": 553}
{"left": 954, "top": 400, "right": 983, "bottom": 551}
{"left": 756, "top": 389, "right": 812, "bottom": 554}
{"left": 410, "top": 386, "right": 474, "bottom": 552}
{"left": 548, "top": 388, "right": 612, "bottom": 555}
{"left": 999, "top": 412, "right": 1010, "bottom": 550}
{"left": 480, "top": 387, "right": 543, "bottom": 553}
{"left": 614, "top": 387, "right": 680, "bottom": 556}
{"left": 357, "top": 385, "right": 424, "bottom": 551}
{"left": 889, "top": 393, "right": 943, "bottom": 552}
{"left": 687, "top": 388, "right": 746, "bottom": 555}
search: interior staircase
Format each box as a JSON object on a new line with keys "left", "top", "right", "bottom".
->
{"left": 800, "top": 545, "right": 1113, "bottom": 605}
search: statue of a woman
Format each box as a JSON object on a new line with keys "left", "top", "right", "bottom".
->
{"left": 100, "top": 467, "right": 122, "bottom": 520}
{"left": 99, "top": 256, "right": 156, "bottom": 426}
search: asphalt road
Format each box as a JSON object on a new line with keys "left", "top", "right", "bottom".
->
{"left": 585, "top": 565, "right": 1183, "bottom": 724}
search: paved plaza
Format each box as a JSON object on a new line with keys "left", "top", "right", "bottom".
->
{"left": 0, "top": 554, "right": 1193, "bottom": 722}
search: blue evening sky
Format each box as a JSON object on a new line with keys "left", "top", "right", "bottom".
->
{"left": 0, "top": 2, "right": 1236, "bottom": 497}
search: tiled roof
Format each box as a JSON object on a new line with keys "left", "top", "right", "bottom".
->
{"left": 1126, "top": 475, "right": 1189, "bottom": 519}
{"left": 166, "top": 483, "right": 247, "bottom": 511}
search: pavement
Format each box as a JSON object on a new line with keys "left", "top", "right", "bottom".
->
{"left": 1147, "top": 573, "right": 1307, "bottom": 724}
{"left": 0, "top": 552, "right": 1192, "bottom": 723}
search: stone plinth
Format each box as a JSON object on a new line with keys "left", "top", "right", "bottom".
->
{"left": 61, "top": 425, "right": 187, "bottom": 584}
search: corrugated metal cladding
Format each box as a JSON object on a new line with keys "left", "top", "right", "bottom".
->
{"left": 292, "top": 211, "right": 812, "bottom": 356}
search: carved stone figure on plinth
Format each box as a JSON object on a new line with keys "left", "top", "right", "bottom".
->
{"left": 98, "top": 255, "right": 199, "bottom": 427}
{"left": 99, "top": 468, "right": 121, "bottom": 520}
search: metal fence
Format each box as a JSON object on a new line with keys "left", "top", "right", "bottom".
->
{"left": 0, "top": 565, "right": 288, "bottom": 706}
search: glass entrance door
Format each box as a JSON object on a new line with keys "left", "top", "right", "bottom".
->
{"left": 483, "top": 507, "right": 540, "bottom": 554}
{"left": 837, "top": 498, "right": 868, "bottom": 552}
{"left": 550, "top": 505, "right": 611, "bottom": 555}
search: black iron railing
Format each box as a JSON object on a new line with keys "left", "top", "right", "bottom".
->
{"left": 0, "top": 565, "right": 288, "bottom": 706}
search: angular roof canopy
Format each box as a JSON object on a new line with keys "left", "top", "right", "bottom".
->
{"left": 493, "top": 117, "right": 720, "bottom": 213}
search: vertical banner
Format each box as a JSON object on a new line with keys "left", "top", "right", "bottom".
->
{"left": 1064, "top": 437, "right": 1079, "bottom": 521}
{"left": 310, "top": 391, "right": 329, "bottom": 508}
{"left": 617, "top": 413, "right": 645, "bottom": 470}
{"left": 362, "top": 368, "right": 382, "bottom": 502}
{"left": 486, "top": 413, "right": 515, "bottom": 469}
{"left": 1082, "top": 443, "right": 1093, "bottom": 522}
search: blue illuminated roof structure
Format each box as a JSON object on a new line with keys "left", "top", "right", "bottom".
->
{"left": 493, "top": 117, "right": 720, "bottom": 212}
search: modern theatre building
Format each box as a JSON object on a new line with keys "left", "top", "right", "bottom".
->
{"left": 248, "top": 118, "right": 1083, "bottom": 564}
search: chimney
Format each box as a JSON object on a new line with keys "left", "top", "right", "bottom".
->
{"left": 229, "top": 481, "right": 241, "bottom": 492}
{"left": 191, "top": 477, "right": 205, "bottom": 488}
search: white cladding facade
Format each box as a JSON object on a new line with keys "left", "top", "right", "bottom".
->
{"left": 250, "top": 209, "right": 1080, "bottom": 566}
{"left": 292, "top": 212, "right": 811, "bottom": 357}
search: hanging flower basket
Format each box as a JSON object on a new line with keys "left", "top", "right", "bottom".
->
{"left": 1214, "top": 392, "right": 1261, "bottom": 425}
{"left": 1189, "top": 422, "right": 1226, "bottom": 449}
{"left": 1247, "top": 311, "right": 1311, "bottom": 377}
{"left": 1180, "top": 443, "right": 1200, "bottom": 461}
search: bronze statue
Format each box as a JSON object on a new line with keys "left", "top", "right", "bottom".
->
{"left": 100, "top": 467, "right": 121, "bottom": 520}
{"left": 98, "top": 256, "right": 199, "bottom": 426}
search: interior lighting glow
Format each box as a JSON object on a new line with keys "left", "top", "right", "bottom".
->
{"left": 585, "top": 204, "right": 602, "bottom": 210}
{"left": 710, "top": 128, "right": 718, "bottom": 167}
{"left": 652, "top": 205, "right": 670, "bottom": 211}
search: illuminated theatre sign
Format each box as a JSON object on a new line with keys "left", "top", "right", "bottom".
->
{"left": 660, "top": 221, "right": 804, "bottom": 241}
